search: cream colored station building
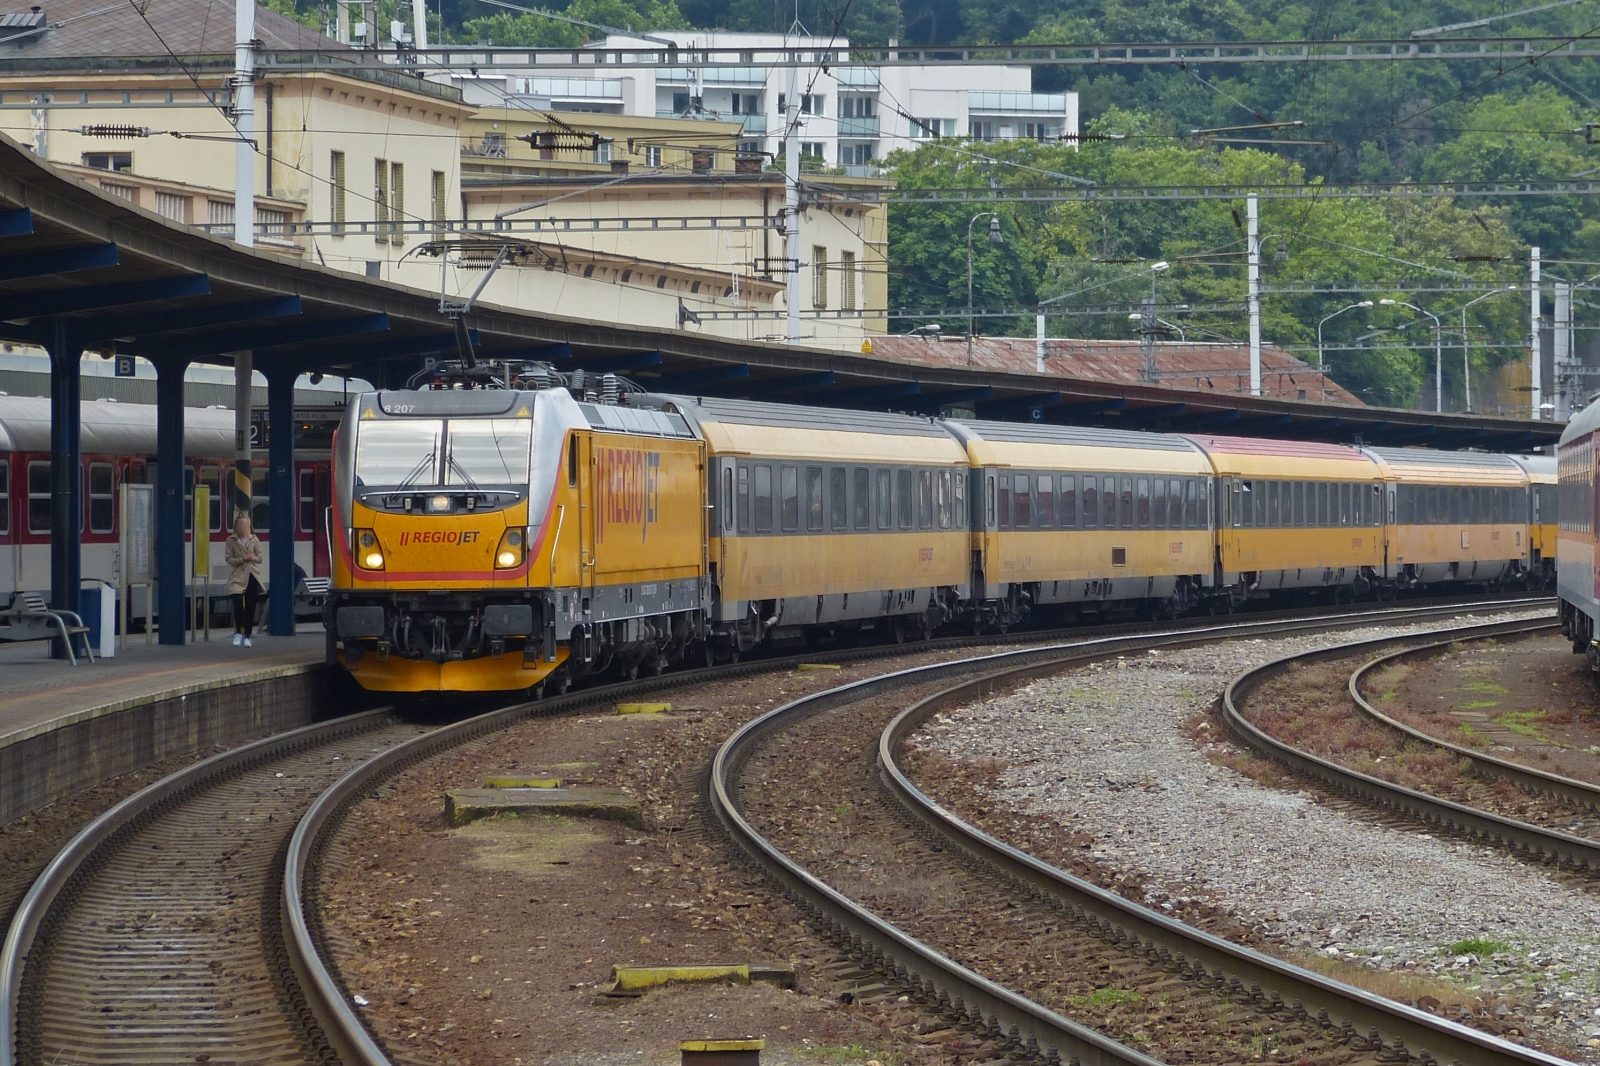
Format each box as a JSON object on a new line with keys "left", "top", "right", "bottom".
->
{"left": 0, "top": 0, "right": 885, "bottom": 349}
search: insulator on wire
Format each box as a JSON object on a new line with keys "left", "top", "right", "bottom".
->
{"left": 78, "top": 124, "right": 151, "bottom": 139}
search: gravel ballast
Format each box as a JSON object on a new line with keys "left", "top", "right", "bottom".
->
{"left": 911, "top": 611, "right": 1600, "bottom": 1060}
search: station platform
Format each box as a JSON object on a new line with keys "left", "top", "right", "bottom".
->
{"left": 0, "top": 625, "right": 327, "bottom": 747}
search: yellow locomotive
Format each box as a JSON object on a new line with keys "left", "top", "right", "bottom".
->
{"left": 328, "top": 373, "right": 1553, "bottom": 695}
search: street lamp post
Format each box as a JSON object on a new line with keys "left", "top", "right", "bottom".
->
{"left": 1383, "top": 299, "right": 1443, "bottom": 412}
{"left": 967, "top": 212, "right": 1003, "bottom": 367}
{"left": 1456, "top": 286, "right": 1519, "bottom": 412}
{"left": 1316, "top": 300, "right": 1373, "bottom": 373}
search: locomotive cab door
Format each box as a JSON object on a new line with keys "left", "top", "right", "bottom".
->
{"left": 578, "top": 431, "right": 597, "bottom": 611}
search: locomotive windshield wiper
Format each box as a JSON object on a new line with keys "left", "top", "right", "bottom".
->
{"left": 397, "top": 449, "right": 437, "bottom": 489}
{"left": 445, "top": 452, "right": 481, "bottom": 490}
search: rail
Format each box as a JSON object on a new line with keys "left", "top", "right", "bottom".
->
{"left": 1221, "top": 619, "right": 1600, "bottom": 872}
{"left": 1347, "top": 628, "right": 1600, "bottom": 812}
{"left": 711, "top": 600, "right": 1562, "bottom": 1066}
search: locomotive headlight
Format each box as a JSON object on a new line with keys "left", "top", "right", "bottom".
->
{"left": 355, "top": 528, "right": 385, "bottom": 571}
{"left": 494, "top": 527, "right": 525, "bottom": 569}
{"left": 426, "top": 494, "right": 453, "bottom": 514}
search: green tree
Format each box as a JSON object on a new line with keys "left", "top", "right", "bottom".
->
{"left": 459, "top": 0, "right": 688, "bottom": 44}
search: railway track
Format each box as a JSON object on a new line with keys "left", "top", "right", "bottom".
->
{"left": 712, "top": 600, "right": 1569, "bottom": 1066}
{"left": 1224, "top": 619, "right": 1600, "bottom": 872}
{"left": 0, "top": 594, "right": 1554, "bottom": 1066}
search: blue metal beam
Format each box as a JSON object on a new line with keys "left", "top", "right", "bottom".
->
{"left": 978, "top": 391, "right": 1062, "bottom": 420}
{"left": 0, "top": 208, "right": 33, "bottom": 238}
{"left": 1117, "top": 402, "right": 1188, "bottom": 424}
{"left": 0, "top": 273, "right": 209, "bottom": 321}
{"left": 1050, "top": 396, "right": 1128, "bottom": 420}
{"left": 1178, "top": 409, "right": 1243, "bottom": 430}
{"left": 0, "top": 243, "right": 117, "bottom": 283}
{"left": 81, "top": 296, "right": 302, "bottom": 343}
{"left": 654, "top": 363, "right": 750, "bottom": 392}
{"left": 47, "top": 319, "right": 79, "bottom": 638}
{"left": 153, "top": 314, "right": 390, "bottom": 362}
{"left": 568, "top": 350, "right": 663, "bottom": 373}
{"left": 733, "top": 371, "right": 837, "bottom": 396}
{"left": 926, "top": 386, "right": 993, "bottom": 406}
{"left": 336, "top": 330, "right": 476, "bottom": 366}
{"left": 827, "top": 381, "right": 921, "bottom": 405}
{"left": 1228, "top": 414, "right": 1296, "bottom": 434}
{"left": 492, "top": 342, "right": 572, "bottom": 361}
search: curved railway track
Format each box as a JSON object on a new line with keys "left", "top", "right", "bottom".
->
{"left": 1223, "top": 620, "right": 1600, "bottom": 872}
{"left": 0, "top": 595, "right": 1555, "bottom": 1066}
{"left": 711, "top": 601, "right": 1566, "bottom": 1066}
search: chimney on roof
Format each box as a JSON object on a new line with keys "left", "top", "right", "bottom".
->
{"left": 691, "top": 149, "right": 714, "bottom": 173}
{"left": 734, "top": 153, "right": 762, "bottom": 174}
{"left": 610, "top": 159, "right": 630, "bottom": 175}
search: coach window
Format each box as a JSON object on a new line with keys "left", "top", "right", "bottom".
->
{"left": 1103, "top": 477, "right": 1118, "bottom": 527}
{"left": 251, "top": 468, "right": 270, "bottom": 532}
{"left": 1151, "top": 478, "right": 1166, "bottom": 527}
{"left": 182, "top": 467, "right": 194, "bottom": 532}
{"left": 781, "top": 466, "right": 800, "bottom": 531}
{"left": 997, "top": 475, "right": 1012, "bottom": 529}
{"left": 897, "top": 469, "right": 914, "bottom": 529}
{"left": 938, "top": 470, "right": 953, "bottom": 529}
{"left": 1037, "top": 475, "right": 1054, "bottom": 527}
{"left": 1197, "top": 481, "right": 1210, "bottom": 528}
{"left": 88, "top": 463, "right": 114, "bottom": 534}
{"left": 753, "top": 464, "right": 772, "bottom": 532}
{"left": 737, "top": 465, "right": 751, "bottom": 533}
{"left": 301, "top": 469, "right": 319, "bottom": 533}
{"left": 853, "top": 467, "right": 871, "bottom": 529}
{"left": 1136, "top": 478, "right": 1151, "bottom": 527}
{"left": 830, "top": 468, "right": 848, "bottom": 532}
{"left": 880, "top": 469, "right": 895, "bottom": 530}
{"left": 1119, "top": 477, "right": 1134, "bottom": 527}
{"left": 27, "top": 461, "right": 50, "bottom": 534}
{"left": 200, "top": 466, "right": 223, "bottom": 533}
{"left": 917, "top": 470, "right": 934, "bottom": 529}
{"left": 1014, "top": 474, "right": 1031, "bottom": 527}
{"left": 805, "top": 466, "right": 823, "bottom": 531}
{"left": 954, "top": 472, "right": 966, "bottom": 528}
{"left": 1080, "top": 476, "right": 1097, "bottom": 527}
{"left": 0, "top": 462, "right": 8, "bottom": 536}
{"left": 1185, "top": 479, "right": 1199, "bottom": 529}
{"left": 1060, "top": 475, "right": 1076, "bottom": 527}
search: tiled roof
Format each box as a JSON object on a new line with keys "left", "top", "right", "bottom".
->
{"left": 0, "top": 0, "right": 340, "bottom": 58}
{"left": 869, "top": 335, "right": 1364, "bottom": 407}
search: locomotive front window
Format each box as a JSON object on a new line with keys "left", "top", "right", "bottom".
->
{"left": 446, "top": 420, "right": 532, "bottom": 486}
{"left": 355, "top": 420, "right": 442, "bottom": 487}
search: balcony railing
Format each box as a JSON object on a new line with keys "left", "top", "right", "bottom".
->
{"left": 838, "top": 115, "right": 879, "bottom": 137}
{"left": 740, "top": 114, "right": 768, "bottom": 133}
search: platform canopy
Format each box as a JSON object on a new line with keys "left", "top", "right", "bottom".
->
{"left": 0, "top": 133, "right": 1561, "bottom": 638}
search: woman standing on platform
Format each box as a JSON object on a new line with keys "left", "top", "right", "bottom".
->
{"left": 226, "top": 515, "right": 265, "bottom": 648}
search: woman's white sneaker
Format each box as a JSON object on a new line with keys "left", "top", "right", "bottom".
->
{"left": 242, "top": 637, "right": 252, "bottom": 648}
{"left": 232, "top": 633, "right": 243, "bottom": 646}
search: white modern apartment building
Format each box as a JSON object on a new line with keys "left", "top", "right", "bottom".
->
{"left": 450, "top": 31, "right": 1078, "bottom": 173}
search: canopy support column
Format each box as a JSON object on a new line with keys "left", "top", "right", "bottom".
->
{"left": 153, "top": 355, "right": 189, "bottom": 646}
{"left": 266, "top": 366, "right": 297, "bottom": 636}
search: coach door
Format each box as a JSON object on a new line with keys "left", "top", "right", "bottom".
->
{"left": 312, "top": 466, "right": 331, "bottom": 577}
{"left": 578, "top": 432, "right": 597, "bottom": 609}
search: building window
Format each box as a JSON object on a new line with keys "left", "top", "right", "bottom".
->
{"left": 970, "top": 120, "right": 995, "bottom": 141}
{"left": 801, "top": 141, "right": 824, "bottom": 160}
{"left": 840, "top": 143, "right": 873, "bottom": 167}
{"left": 644, "top": 144, "right": 663, "bottom": 167}
{"left": 330, "top": 150, "right": 347, "bottom": 234}
{"left": 910, "top": 117, "right": 950, "bottom": 139}
{"left": 207, "top": 200, "right": 234, "bottom": 232}
{"left": 841, "top": 249, "right": 856, "bottom": 311}
{"left": 256, "top": 207, "right": 289, "bottom": 241}
{"left": 389, "top": 161, "right": 405, "bottom": 247}
{"left": 841, "top": 95, "right": 874, "bottom": 117}
{"left": 374, "top": 158, "right": 390, "bottom": 244}
{"left": 594, "top": 139, "right": 611, "bottom": 163}
{"left": 731, "top": 93, "right": 760, "bottom": 114}
{"left": 83, "top": 151, "right": 132, "bottom": 172}
{"left": 27, "top": 460, "right": 49, "bottom": 534}
{"left": 155, "top": 191, "right": 190, "bottom": 223}
{"left": 100, "top": 181, "right": 136, "bottom": 201}
{"left": 812, "top": 246, "right": 827, "bottom": 308}
{"left": 671, "top": 91, "right": 690, "bottom": 114}
{"left": 431, "top": 169, "right": 446, "bottom": 234}
{"left": 739, "top": 140, "right": 762, "bottom": 155}
{"left": 778, "top": 93, "right": 825, "bottom": 115}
